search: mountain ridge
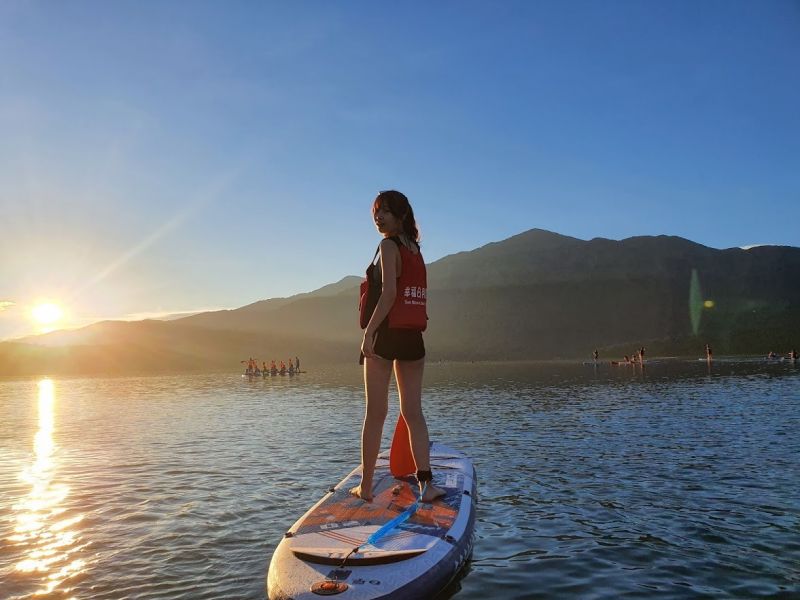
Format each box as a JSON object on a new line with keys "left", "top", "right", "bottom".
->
{"left": 2, "top": 228, "right": 798, "bottom": 375}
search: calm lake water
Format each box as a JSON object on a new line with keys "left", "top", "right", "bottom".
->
{"left": 1, "top": 359, "right": 798, "bottom": 599}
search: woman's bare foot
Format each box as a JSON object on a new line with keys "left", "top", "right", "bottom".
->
{"left": 350, "top": 484, "right": 373, "bottom": 501}
{"left": 420, "top": 483, "right": 446, "bottom": 503}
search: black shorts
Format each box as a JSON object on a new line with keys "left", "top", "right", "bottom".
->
{"left": 359, "top": 326, "right": 425, "bottom": 364}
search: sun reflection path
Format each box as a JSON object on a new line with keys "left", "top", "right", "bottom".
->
{"left": 11, "top": 379, "right": 86, "bottom": 596}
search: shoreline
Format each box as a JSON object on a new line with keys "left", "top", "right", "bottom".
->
{"left": 1, "top": 354, "right": 796, "bottom": 382}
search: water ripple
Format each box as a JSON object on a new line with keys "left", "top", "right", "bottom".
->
{"left": 1, "top": 362, "right": 798, "bottom": 598}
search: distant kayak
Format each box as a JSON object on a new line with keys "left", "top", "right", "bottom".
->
{"left": 584, "top": 360, "right": 656, "bottom": 366}
{"left": 696, "top": 357, "right": 796, "bottom": 363}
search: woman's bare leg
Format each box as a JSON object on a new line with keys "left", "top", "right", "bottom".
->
{"left": 394, "top": 358, "right": 445, "bottom": 502}
{"left": 351, "top": 355, "right": 392, "bottom": 501}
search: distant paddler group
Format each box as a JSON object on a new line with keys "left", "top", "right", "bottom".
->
{"left": 766, "top": 349, "right": 797, "bottom": 362}
{"left": 242, "top": 356, "right": 303, "bottom": 377}
{"left": 588, "top": 344, "right": 798, "bottom": 366}
{"left": 705, "top": 345, "right": 798, "bottom": 362}
{"left": 589, "top": 346, "right": 648, "bottom": 366}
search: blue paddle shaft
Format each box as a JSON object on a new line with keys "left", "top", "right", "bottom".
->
{"left": 362, "top": 483, "right": 427, "bottom": 549}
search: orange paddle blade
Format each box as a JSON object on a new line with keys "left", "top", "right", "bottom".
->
{"left": 389, "top": 415, "right": 416, "bottom": 477}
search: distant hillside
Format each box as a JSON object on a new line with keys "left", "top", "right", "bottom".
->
{"left": 1, "top": 320, "right": 353, "bottom": 376}
{"left": 2, "top": 229, "right": 798, "bottom": 375}
{"left": 425, "top": 230, "right": 800, "bottom": 359}
{"left": 175, "top": 275, "right": 361, "bottom": 334}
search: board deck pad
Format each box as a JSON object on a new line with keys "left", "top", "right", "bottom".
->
{"left": 289, "top": 463, "right": 462, "bottom": 562}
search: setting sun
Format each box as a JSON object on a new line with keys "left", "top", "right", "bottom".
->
{"left": 31, "top": 303, "right": 64, "bottom": 326}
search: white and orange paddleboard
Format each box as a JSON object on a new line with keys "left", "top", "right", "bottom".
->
{"left": 267, "top": 442, "right": 477, "bottom": 600}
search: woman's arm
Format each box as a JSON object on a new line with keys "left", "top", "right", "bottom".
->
{"left": 361, "top": 239, "right": 400, "bottom": 357}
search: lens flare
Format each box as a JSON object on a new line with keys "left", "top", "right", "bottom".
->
{"left": 689, "top": 269, "right": 702, "bottom": 335}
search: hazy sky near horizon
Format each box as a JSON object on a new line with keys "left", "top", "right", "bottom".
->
{"left": 1, "top": 1, "right": 798, "bottom": 340}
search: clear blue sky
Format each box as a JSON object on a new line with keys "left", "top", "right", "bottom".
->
{"left": 1, "top": 1, "right": 798, "bottom": 339}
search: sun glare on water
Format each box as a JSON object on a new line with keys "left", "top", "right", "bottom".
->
{"left": 13, "top": 379, "right": 87, "bottom": 594}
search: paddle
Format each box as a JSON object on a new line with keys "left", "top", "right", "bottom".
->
{"left": 389, "top": 415, "right": 416, "bottom": 477}
{"left": 364, "top": 482, "right": 425, "bottom": 547}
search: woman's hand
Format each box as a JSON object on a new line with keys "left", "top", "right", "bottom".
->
{"left": 361, "top": 329, "right": 376, "bottom": 359}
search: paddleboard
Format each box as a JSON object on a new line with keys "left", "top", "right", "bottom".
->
{"left": 267, "top": 442, "right": 476, "bottom": 600}
{"left": 242, "top": 371, "right": 307, "bottom": 378}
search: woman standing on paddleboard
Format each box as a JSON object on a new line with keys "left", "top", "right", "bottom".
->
{"left": 353, "top": 190, "right": 445, "bottom": 503}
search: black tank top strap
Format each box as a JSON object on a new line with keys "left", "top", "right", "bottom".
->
{"left": 370, "top": 237, "right": 398, "bottom": 282}
{"left": 369, "top": 244, "right": 381, "bottom": 265}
